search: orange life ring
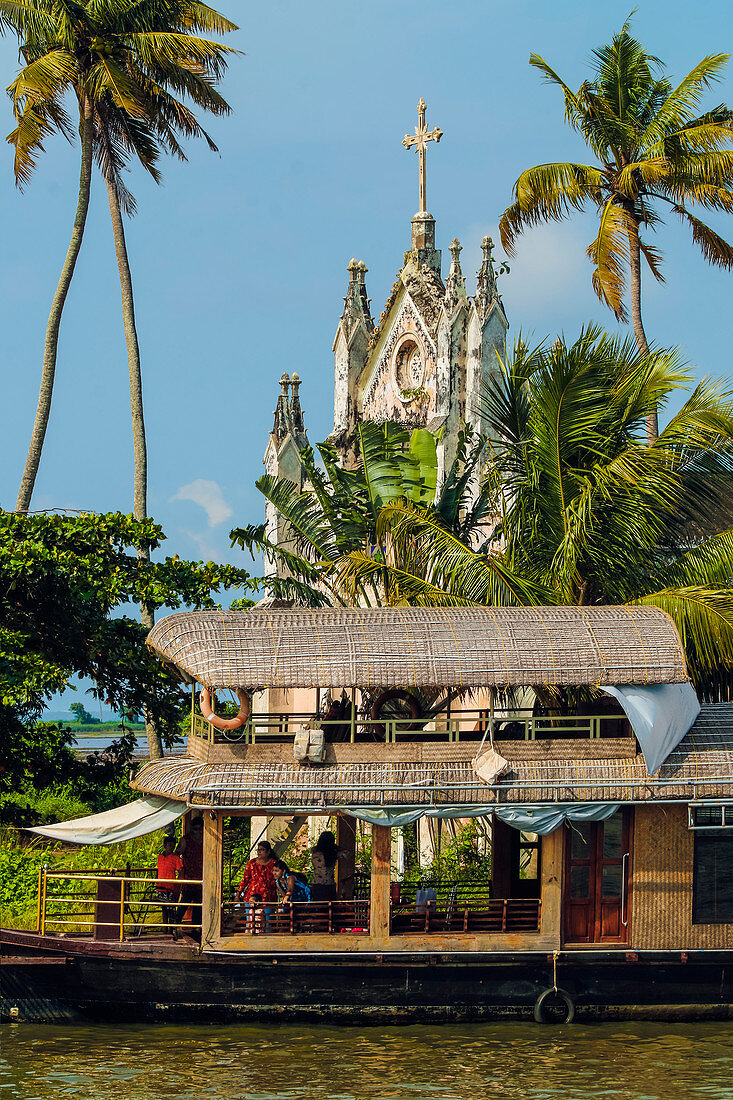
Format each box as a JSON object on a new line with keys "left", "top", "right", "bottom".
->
{"left": 200, "top": 687, "right": 251, "bottom": 731}
{"left": 371, "top": 688, "right": 422, "bottom": 735}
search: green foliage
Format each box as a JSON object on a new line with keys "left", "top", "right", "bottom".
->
{"left": 500, "top": 23, "right": 733, "bottom": 323}
{"left": 0, "top": 785, "right": 93, "bottom": 829}
{"left": 232, "top": 421, "right": 503, "bottom": 607}
{"left": 69, "top": 702, "right": 98, "bottom": 724}
{"left": 400, "top": 822, "right": 492, "bottom": 887}
{"left": 339, "top": 330, "right": 733, "bottom": 692}
{"left": 0, "top": 510, "right": 254, "bottom": 781}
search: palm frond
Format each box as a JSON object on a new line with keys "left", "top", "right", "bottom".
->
{"left": 641, "top": 54, "right": 730, "bottom": 148}
{"left": 632, "top": 586, "right": 733, "bottom": 675}
{"left": 500, "top": 162, "right": 601, "bottom": 255}
{"left": 586, "top": 199, "right": 631, "bottom": 320}
{"left": 672, "top": 205, "right": 733, "bottom": 267}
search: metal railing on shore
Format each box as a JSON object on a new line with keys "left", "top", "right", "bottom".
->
{"left": 38, "top": 868, "right": 202, "bottom": 942}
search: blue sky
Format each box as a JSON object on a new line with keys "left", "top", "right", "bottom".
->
{"left": 2, "top": 0, "right": 733, "bottom": 589}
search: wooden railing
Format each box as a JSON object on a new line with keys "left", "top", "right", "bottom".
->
{"left": 391, "top": 897, "right": 541, "bottom": 935}
{"left": 191, "top": 709, "right": 628, "bottom": 746}
{"left": 221, "top": 899, "right": 370, "bottom": 935}
{"left": 38, "top": 868, "right": 202, "bottom": 941}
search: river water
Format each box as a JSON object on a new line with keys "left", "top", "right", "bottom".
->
{"left": 1, "top": 1021, "right": 732, "bottom": 1099}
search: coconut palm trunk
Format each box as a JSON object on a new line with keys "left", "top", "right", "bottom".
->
{"left": 15, "top": 99, "right": 94, "bottom": 513}
{"left": 105, "top": 178, "right": 162, "bottom": 759}
{"left": 627, "top": 218, "right": 658, "bottom": 444}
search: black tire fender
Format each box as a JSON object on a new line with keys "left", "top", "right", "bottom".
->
{"left": 533, "top": 987, "right": 575, "bottom": 1024}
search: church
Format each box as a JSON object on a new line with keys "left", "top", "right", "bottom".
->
{"left": 263, "top": 99, "right": 508, "bottom": 543}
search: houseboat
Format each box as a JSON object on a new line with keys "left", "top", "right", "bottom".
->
{"left": 3, "top": 604, "right": 733, "bottom": 1024}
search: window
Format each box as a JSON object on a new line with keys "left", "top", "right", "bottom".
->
{"left": 693, "top": 832, "right": 733, "bottom": 923}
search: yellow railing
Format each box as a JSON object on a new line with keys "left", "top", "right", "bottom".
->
{"left": 38, "top": 869, "right": 202, "bottom": 942}
{"left": 190, "top": 709, "right": 627, "bottom": 745}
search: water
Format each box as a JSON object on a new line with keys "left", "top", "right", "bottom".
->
{"left": 1, "top": 1022, "right": 732, "bottom": 1099}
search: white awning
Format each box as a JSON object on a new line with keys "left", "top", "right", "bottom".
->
{"left": 27, "top": 795, "right": 186, "bottom": 846}
{"left": 602, "top": 682, "right": 701, "bottom": 775}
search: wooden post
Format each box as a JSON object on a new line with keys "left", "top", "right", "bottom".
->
{"left": 202, "top": 811, "right": 224, "bottom": 948}
{"left": 336, "top": 814, "right": 356, "bottom": 899}
{"left": 540, "top": 825, "right": 563, "bottom": 946}
{"left": 36, "top": 866, "right": 43, "bottom": 933}
{"left": 369, "top": 824, "right": 391, "bottom": 944}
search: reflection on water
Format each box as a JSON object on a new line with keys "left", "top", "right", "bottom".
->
{"left": 1, "top": 1022, "right": 733, "bottom": 1100}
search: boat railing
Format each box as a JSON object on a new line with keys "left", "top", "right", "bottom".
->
{"left": 221, "top": 898, "right": 370, "bottom": 936}
{"left": 37, "top": 867, "right": 202, "bottom": 942}
{"left": 390, "top": 897, "right": 541, "bottom": 935}
{"left": 191, "top": 708, "right": 629, "bottom": 746}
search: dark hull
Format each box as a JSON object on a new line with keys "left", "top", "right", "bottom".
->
{"left": 3, "top": 930, "right": 733, "bottom": 1024}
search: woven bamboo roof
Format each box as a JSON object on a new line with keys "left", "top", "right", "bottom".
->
{"left": 146, "top": 605, "right": 688, "bottom": 690}
{"left": 132, "top": 705, "right": 733, "bottom": 807}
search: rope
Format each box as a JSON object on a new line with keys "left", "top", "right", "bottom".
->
{"left": 553, "top": 950, "right": 559, "bottom": 993}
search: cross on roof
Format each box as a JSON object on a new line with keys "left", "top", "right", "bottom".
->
{"left": 403, "top": 98, "right": 443, "bottom": 215}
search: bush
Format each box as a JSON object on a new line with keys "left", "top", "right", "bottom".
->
{"left": 0, "top": 785, "right": 92, "bottom": 828}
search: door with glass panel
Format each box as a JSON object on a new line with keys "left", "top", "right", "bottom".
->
{"left": 563, "top": 810, "right": 632, "bottom": 943}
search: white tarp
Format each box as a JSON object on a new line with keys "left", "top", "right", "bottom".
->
{"left": 28, "top": 795, "right": 186, "bottom": 846}
{"left": 601, "top": 681, "right": 701, "bottom": 776}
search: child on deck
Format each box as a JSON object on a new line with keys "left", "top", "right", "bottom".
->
{"left": 155, "top": 835, "right": 183, "bottom": 935}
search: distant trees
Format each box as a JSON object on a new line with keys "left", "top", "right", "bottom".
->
{"left": 500, "top": 23, "right": 733, "bottom": 441}
{"left": 69, "top": 703, "right": 98, "bottom": 725}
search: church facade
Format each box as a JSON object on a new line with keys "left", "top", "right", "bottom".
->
{"left": 264, "top": 99, "right": 508, "bottom": 527}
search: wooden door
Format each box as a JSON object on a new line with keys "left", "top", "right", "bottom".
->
{"left": 563, "top": 810, "right": 632, "bottom": 944}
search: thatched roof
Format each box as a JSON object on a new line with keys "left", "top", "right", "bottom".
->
{"left": 132, "top": 705, "right": 733, "bottom": 809}
{"left": 146, "top": 605, "right": 687, "bottom": 691}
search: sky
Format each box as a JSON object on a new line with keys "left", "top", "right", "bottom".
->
{"left": 2, "top": 0, "right": 733, "bottom": 603}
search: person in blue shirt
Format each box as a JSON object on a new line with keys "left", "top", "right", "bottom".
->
{"left": 273, "top": 859, "right": 311, "bottom": 907}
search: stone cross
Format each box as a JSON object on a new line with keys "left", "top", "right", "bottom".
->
{"left": 403, "top": 98, "right": 442, "bottom": 214}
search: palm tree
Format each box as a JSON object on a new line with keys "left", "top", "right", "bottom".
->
{"left": 3, "top": 0, "right": 237, "bottom": 757}
{"left": 231, "top": 420, "right": 540, "bottom": 608}
{"left": 499, "top": 23, "right": 733, "bottom": 442}
{"left": 335, "top": 329, "right": 733, "bottom": 693}
{"left": 4, "top": 0, "right": 237, "bottom": 515}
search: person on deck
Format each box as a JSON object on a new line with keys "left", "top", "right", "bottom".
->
{"left": 155, "top": 835, "right": 183, "bottom": 934}
{"left": 236, "top": 841, "right": 277, "bottom": 932}
{"left": 310, "top": 830, "right": 342, "bottom": 902}
{"left": 174, "top": 816, "right": 204, "bottom": 941}
{"left": 273, "top": 859, "right": 311, "bottom": 907}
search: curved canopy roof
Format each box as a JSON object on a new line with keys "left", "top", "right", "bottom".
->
{"left": 146, "top": 605, "right": 688, "bottom": 690}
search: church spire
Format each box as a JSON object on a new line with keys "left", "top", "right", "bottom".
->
{"left": 272, "top": 372, "right": 307, "bottom": 442}
{"left": 290, "top": 371, "right": 304, "bottom": 432}
{"left": 341, "top": 258, "right": 374, "bottom": 337}
{"left": 475, "top": 235, "right": 500, "bottom": 318}
{"left": 444, "top": 237, "right": 467, "bottom": 311}
{"left": 272, "top": 372, "right": 291, "bottom": 441}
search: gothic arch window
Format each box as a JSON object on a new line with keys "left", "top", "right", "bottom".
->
{"left": 391, "top": 333, "right": 426, "bottom": 402}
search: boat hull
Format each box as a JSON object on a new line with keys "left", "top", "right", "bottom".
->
{"left": 2, "top": 931, "right": 733, "bottom": 1024}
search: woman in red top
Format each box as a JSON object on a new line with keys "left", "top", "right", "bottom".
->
{"left": 236, "top": 841, "right": 277, "bottom": 932}
{"left": 156, "top": 836, "right": 183, "bottom": 934}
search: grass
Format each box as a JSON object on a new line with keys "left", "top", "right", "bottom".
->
{"left": 71, "top": 722, "right": 145, "bottom": 734}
